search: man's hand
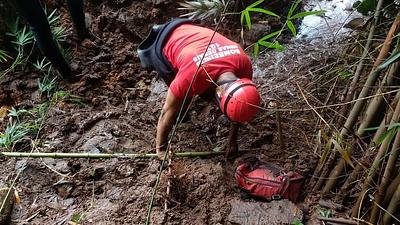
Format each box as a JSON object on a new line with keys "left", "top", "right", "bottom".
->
{"left": 156, "top": 89, "right": 183, "bottom": 160}
{"left": 225, "top": 122, "right": 239, "bottom": 159}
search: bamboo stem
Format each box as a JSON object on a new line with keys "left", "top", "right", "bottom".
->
{"left": 351, "top": 97, "right": 400, "bottom": 217}
{"left": 1, "top": 151, "right": 226, "bottom": 159}
{"left": 335, "top": 0, "right": 385, "bottom": 128}
{"left": 382, "top": 183, "right": 400, "bottom": 224}
{"left": 322, "top": 47, "right": 397, "bottom": 195}
{"left": 383, "top": 169, "right": 400, "bottom": 206}
{"left": 357, "top": 61, "right": 400, "bottom": 137}
{"left": 317, "top": 217, "right": 359, "bottom": 225}
{"left": 369, "top": 131, "right": 400, "bottom": 223}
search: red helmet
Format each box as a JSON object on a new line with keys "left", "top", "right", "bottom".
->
{"left": 219, "top": 78, "right": 261, "bottom": 123}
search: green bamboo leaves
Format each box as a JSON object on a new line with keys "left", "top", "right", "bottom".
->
{"left": 240, "top": 0, "right": 279, "bottom": 30}
{"left": 241, "top": 0, "right": 325, "bottom": 55}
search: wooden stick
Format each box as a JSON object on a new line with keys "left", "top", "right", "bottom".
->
{"left": 317, "top": 217, "right": 358, "bottom": 225}
{"left": 1, "top": 151, "right": 226, "bottom": 159}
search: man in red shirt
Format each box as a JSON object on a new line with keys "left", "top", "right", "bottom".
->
{"left": 138, "top": 19, "right": 261, "bottom": 159}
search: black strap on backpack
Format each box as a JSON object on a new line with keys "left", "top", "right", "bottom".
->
{"left": 137, "top": 18, "right": 192, "bottom": 86}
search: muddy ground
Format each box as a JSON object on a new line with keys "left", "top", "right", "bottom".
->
{"left": 0, "top": 0, "right": 350, "bottom": 224}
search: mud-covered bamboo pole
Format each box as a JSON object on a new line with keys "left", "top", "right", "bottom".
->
{"left": 335, "top": 0, "right": 387, "bottom": 127}
{"left": 357, "top": 60, "right": 400, "bottom": 136}
{"left": 383, "top": 169, "right": 400, "bottom": 206}
{"left": 369, "top": 131, "right": 400, "bottom": 223}
{"left": 1, "top": 151, "right": 226, "bottom": 159}
{"left": 382, "top": 182, "right": 400, "bottom": 225}
{"left": 322, "top": 43, "right": 397, "bottom": 195}
{"left": 339, "top": 73, "right": 400, "bottom": 198}
{"left": 351, "top": 97, "right": 400, "bottom": 217}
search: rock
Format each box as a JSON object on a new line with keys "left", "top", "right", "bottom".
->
{"left": 80, "top": 136, "right": 118, "bottom": 153}
{"left": 228, "top": 199, "right": 303, "bottom": 225}
{"left": 0, "top": 188, "right": 15, "bottom": 225}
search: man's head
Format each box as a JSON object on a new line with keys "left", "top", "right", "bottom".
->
{"left": 215, "top": 74, "right": 261, "bottom": 123}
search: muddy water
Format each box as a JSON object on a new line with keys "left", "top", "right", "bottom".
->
{"left": 297, "top": 0, "right": 363, "bottom": 41}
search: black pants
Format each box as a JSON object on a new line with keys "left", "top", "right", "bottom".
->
{"left": 11, "top": 0, "right": 88, "bottom": 79}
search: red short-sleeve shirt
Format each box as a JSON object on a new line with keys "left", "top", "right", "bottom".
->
{"left": 163, "top": 24, "right": 253, "bottom": 99}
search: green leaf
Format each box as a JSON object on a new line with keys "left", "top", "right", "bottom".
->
{"left": 253, "top": 42, "right": 260, "bottom": 57}
{"left": 376, "top": 128, "right": 397, "bottom": 145}
{"left": 377, "top": 51, "right": 400, "bottom": 70}
{"left": 247, "top": 0, "right": 265, "bottom": 9}
{"left": 363, "top": 126, "right": 381, "bottom": 131}
{"left": 258, "top": 30, "right": 281, "bottom": 42}
{"left": 353, "top": 0, "right": 377, "bottom": 15}
{"left": 248, "top": 8, "right": 279, "bottom": 17}
{"left": 286, "top": 20, "right": 297, "bottom": 36}
{"left": 338, "top": 71, "right": 353, "bottom": 79}
{"left": 240, "top": 10, "right": 251, "bottom": 30}
{"left": 289, "top": 10, "right": 326, "bottom": 19}
{"left": 258, "top": 40, "right": 284, "bottom": 51}
{"left": 332, "top": 138, "right": 354, "bottom": 168}
{"left": 0, "top": 50, "right": 11, "bottom": 63}
{"left": 288, "top": 0, "right": 302, "bottom": 18}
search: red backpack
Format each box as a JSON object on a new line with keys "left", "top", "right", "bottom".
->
{"left": 235, "top": 159, "right": 304, "bottom": 202}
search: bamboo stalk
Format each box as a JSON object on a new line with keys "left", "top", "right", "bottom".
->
{"left": 322, "top": 46, "right": 398, "bottom": 195}
{"left": 335, "top": 0, "right": 387, "bottom": 128}
{"left": 369, "top": 131, "right": 400, "bottom": 223}
{"left": 339, "top": 71, "right": 400, "bottom": 199}
{"left": 317, "top": 217, "right": 359, "bottom": 225}
{"left": 382, "top": 183, "right": 400, "bottom": 224}
{"left": 383, "top": 169, "right": 400, "bottom": 206}
{"left": 351, "top": 97, "right": 400, "bottom": 217}
{"left": 1, "top": 151, "right": 226, "bottom": 159}
{"left": 357, "top": 61, "right": 400, "bottom": 137}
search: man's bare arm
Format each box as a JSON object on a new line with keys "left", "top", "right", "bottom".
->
{"left": 156, "top": 89, "right": 183, "bottom": 157}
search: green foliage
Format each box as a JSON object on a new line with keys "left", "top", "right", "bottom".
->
{"left": 178, "top": 0, "right": 226, "bottom": 20}
{"left": 367, "top": 123, "right": 400, "bottom": 144}
{"left": 1, "top": 8, "right": 67, "bottom": 78}
{"left": 71, "top": 212, "right": 85, "bottom": 223}
{"left": 353, "top": 0, "right": 376, "bottom": 15}
{"left": 0, "top": 50, "right": 11, "bottom": 63}
{"left": 38, "top": 74, "right": 57, "bottom": 96}
{"left": 242, "top": 0, "right": 325, "bottom": 55}
{"left": 33, "top": 57, "right": 51, "bottom": 72}
{"left": 292, "top": 220, "right": 304, "bottom": 225}
{"left": 338, "top": 71, "right": 353, "bottom": 79}
{"left": 319, "top": 209, "right": 332, "bottom": 218}
{"left": 240, "top": 0, "right": 279, "bottom": 30}
{"left": 377, "top": 51, "right": 400, "bottom": 71}
{"left": 0, "top": 121, "right": 30, "bottom": 149}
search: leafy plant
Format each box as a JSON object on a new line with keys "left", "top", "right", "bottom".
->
{"left": 38, "top": 74, "right": 57, "bottom": 96}
{"left": 0, "top": 50, "right": 11, "bottom": 63}
{"left": 33, "top": 57, "right": 51, "bottom": 72}
{"left": 178, "top": 0, "right": 227, "bottom": 20}
{"left": 240, "top": 0, "right": 325, "bottom": 55}
{"left": 292, "top": 219, "right": 304, "bottom": 225}
{"left": 0, "top": 121, "right": 30, "bottom": 149}
{"left": 240, "top": 0, "right": 279, "bottom": 30}
{"left": 8, "top": 107, "right": 30, "bottom": 123}
{"left": 319, "top": 209, "right": 332, "bottom": 218}
{"left": 71, "top": 212, "right": 85, "bottom": 223}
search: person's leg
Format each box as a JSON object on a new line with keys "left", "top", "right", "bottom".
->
{"left": 12, "top": 0, "right": 71, "bottom": 79}
{"left": 66, "top": 0, "right": 88, "bottom": 40}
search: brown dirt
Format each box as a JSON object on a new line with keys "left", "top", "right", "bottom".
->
{"left": 0, "top": 0, "right": 344, "bottom": 224}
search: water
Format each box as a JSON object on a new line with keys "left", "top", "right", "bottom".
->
{"left": 297, "top": 0, "right": 364, "bottom": 41}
